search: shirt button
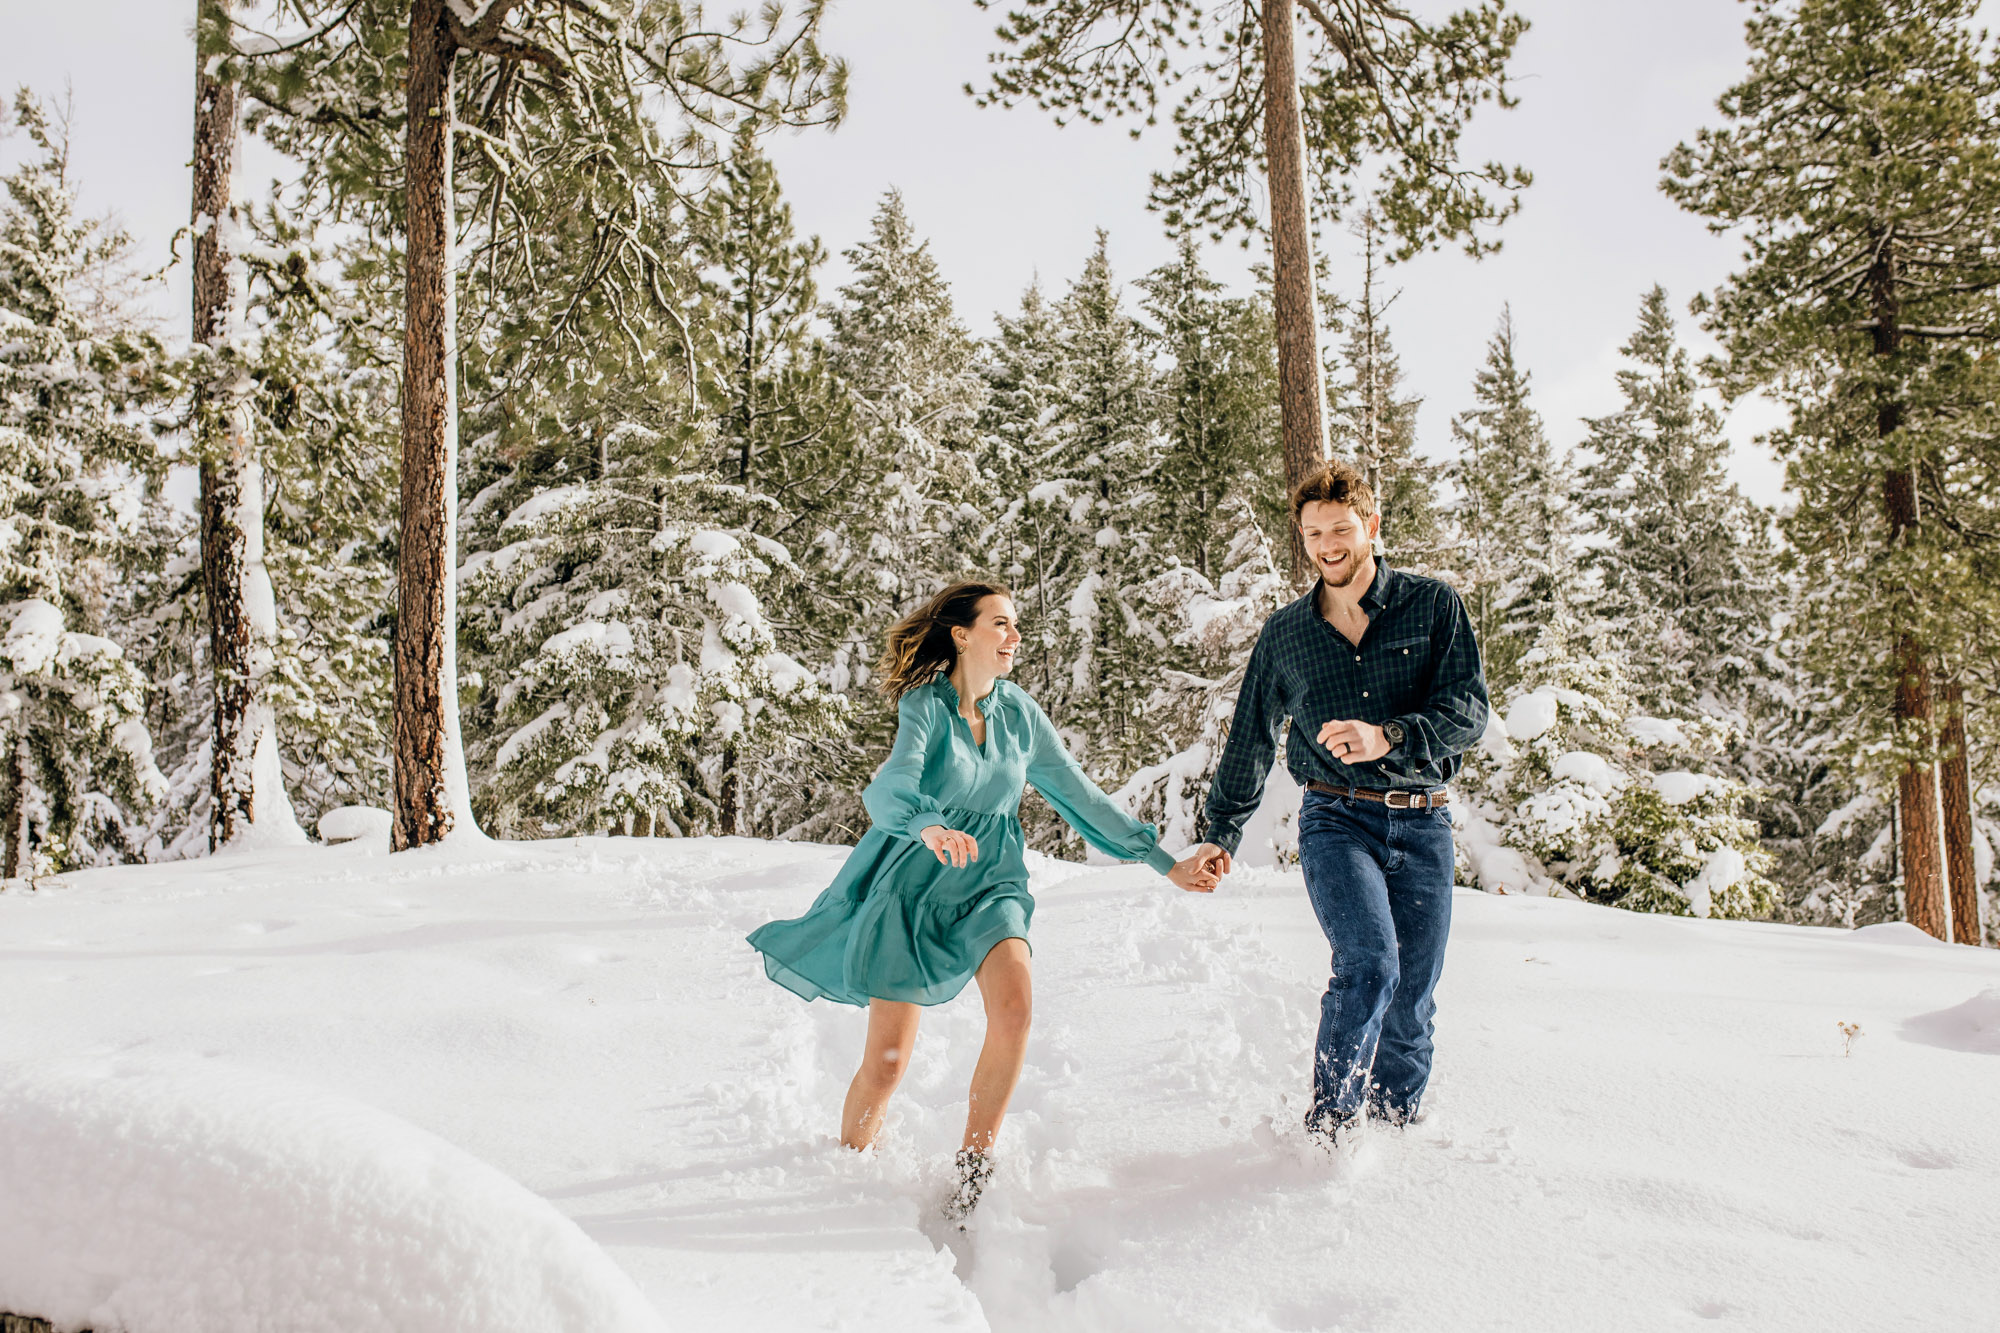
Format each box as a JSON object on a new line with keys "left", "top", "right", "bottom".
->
{"left": 1362, "top": 691, "right": 1370, "bottom": 698}
{"left": 1403, "top": 649, "right": 1410, "bottom": 655}
{"left": 1353, "top": 655, "right": 1361, "bottom": 663}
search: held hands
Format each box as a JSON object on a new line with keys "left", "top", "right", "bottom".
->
{"left": 1318, "top": 718, "right": 1390, "bottom": 765}
{"left": 1167, "top": 853, "right": 1220, "bottom": 894}
{"left": 920, "top": 824, "right": 979, "bottom": 869}
{"left": 1170, "top": 842, "right": 1233, "bottom": 894}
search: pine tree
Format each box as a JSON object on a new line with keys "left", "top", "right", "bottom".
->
{"left": 234, "top": 0, "right": 846, "bottom": 849}
{"left": 821, "top": 191, "right": 987, "bottom": 691}
{"left": 462, "top": 442, "right": 848, "bottom": 841}
{"left": 1137, "top": 236, "right": 1283, "bottom": 582}
{"left": 1462, "top": 606, "right": 1776, "bottom": 919}
{"left": 0, "top": 91, "right": 168, "bottom": 875}
{"left": 1447, "top": 307, "right": 1575, "bottom": 696}
{"left": 973, "top": 0, "right": 1529, "bottom": 579}
{"left": 1663, "top": 0, "right": 2000, "bottom": 940}
{"left": 1335, "top": 212, "right": 1445, "bottom": 573}
{"left": 126, "top": 212, "right": 401, "bottom": 857}
{"left": 979, "top": 279, "right": 1068, "bottom": 583}
{"left": 1575, "top": 286, "right": 1775, "bottom": 718}
{"left": 690, "top": 127, "right": 831, "bottom": 496}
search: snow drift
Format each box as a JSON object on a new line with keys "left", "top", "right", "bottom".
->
{"left": 0, "top": 1059, "right": 666, "bottom": 1333}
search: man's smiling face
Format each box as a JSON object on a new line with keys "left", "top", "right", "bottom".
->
{"left": 1297, "top": 500, "right": 1380, "bottom": 590}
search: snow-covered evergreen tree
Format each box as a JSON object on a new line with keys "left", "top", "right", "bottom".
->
{"left": 1576, "top": 286, "right": 1775, "bottom": 717}
{"left": 820, "top": 191, "right": 987, "bottom": 693}
{"left": 1447, "top": 307, "right": 1576, "bottom": 696}
{"left": 1137, "top": 235, "right": 1282, "bottom": 582}
{"left": 0, "top": 91, "right": 168, "bottom": 874}
{"left": 690, "top": 127, "right": 835, "bottom": 497}
{"left": 1460, "top": 607, "right": 1776, "bottom": 919}
{"left": 1335, "top": 213, "right": 1446, "bottom": 573}
{"left": 463, "top": 453, "right": 846, "bottom": 840}
{"left": 978, "top": 278, "right": 1067, "bottom": 584}
{"left": 120, "top": 212, "right": 400, "bottom": 858}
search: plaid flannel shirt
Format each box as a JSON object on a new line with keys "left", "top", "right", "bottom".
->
{"left": 1202, "top": 560, "right": 1490, "bottom": 856}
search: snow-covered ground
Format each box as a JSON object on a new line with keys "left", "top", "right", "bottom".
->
{"left": 2, "top": 835, "right": 1996, "bottom": 1331}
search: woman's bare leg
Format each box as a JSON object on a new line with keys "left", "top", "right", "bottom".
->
{"left": 842, "top": 999, "right": 921, "bottom": 1150}
{"left": 963, "top": 938, "right": 1033, "bottom": 1153}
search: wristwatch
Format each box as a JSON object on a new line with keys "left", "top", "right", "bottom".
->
{"left": 1382, "top": 720, "right": 1406, "bottom": 751}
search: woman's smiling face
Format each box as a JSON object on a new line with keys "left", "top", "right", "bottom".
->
{"left": 953, "top": 595, "right": 1022, "bottom": 677}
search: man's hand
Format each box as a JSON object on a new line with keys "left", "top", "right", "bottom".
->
{"left": 1318, "top": 718, "right": 1390, "bottom": 765}
{"left": 920, "top": 824, "right": 979, "bottom": 868}
{"left": 1167, "top": 853, "right": 1219, "bottom": 893}
{"left": 1191, "top": 842, "right": 1233, "bottom": 880}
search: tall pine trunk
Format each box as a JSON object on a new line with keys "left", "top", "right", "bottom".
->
{"left": 1872, "top": 244, "right": 1947, "bottom": 939}
{"left": 1260, "top": 0, "right": 1328, "bottom": 583}
{"left": 192, "top": 16, "right": 262, "bottom": 849}
{"left": 2, "top": 731, "right": 25, "bottom": 879}
{"left": 395, "top": 0, "right": 477, "bottom": 849}
{"left": 1939, "top": 677, "right": 1980, "bottom": 945}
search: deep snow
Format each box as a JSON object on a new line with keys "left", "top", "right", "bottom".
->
{"left": 1, "top": 835, "right": 1996, "bottom": 1331}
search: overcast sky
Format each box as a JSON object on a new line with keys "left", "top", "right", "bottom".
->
{"left": 3, "top": 0, "right": 1805, "bottom": 503}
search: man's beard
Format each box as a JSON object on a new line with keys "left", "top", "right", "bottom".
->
{"left": 1322, "top": 552, "right": 1365, "bottom": 589}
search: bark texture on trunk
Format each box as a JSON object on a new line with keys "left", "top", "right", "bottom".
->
{"left": 1886, "top": 531, "right": 1946, "bottom": 938}
{"left": 1260, "top": 0, "right": 1329, "bottom": 583}
{"left": 1870, "top": 243, "right": 1948, "bottom": 939}
{"left": 719, "top": 741, "right": 740, "bottom": 837}
{"left": 395, "top": 0, "right": 473, "bottom": 850}
{"left": 1939, "top": 677, "right": 1981, "bottom": 945}
{"left": 2, "top": 734, "right": 26, "bottom": 880}
{"left": 192, "top": 26, "right": 259, "bottom": 850}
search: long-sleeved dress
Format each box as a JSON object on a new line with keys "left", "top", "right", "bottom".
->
{"left": 748, "top": 674, "right": 1177, "bottom": 1006}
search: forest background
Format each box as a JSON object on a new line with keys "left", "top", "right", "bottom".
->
{"left": 2, "top": 0, "right": 1996, "bottom": 942}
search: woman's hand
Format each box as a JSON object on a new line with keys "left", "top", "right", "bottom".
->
{"left": 920, "top": 824, "right": 980, "bottom": 869}
{"left": 1167, "top": 853, "right": 1220, "bottom": 894}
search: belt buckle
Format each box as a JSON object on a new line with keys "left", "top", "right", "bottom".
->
{"left": 1385, "top": 790, "right": 1415, "bottom": 810}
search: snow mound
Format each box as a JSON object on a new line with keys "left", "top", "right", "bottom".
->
{"left": 1551, "top": 750, "right": 1620, "bottom": 794}
{"left": 0, "top": 1061, "right": 667, "bottom": 1333}
{"left": 1850, "top": 921, "right": 1952, "bottom": 948}
{"left": 1904, "top": 988, "right": 2000, "bottom": 1055}
{"left": 1625, "top": 714, "right": 1688, "bottom": 748}
{"left": 1503, "top": 690, "right": 1559, "bottom": 742}
{"left": 1651, "top": 769, "right": 1724, "bottom": 806}
{"left": 318, "top": 805, "right": 391, "bottom": 846}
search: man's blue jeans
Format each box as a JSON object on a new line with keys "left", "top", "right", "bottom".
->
{"left": 1296, "top": 788, "right": 1455, "bottom": 1127}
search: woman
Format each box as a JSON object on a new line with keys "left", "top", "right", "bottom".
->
{"left": 748, "top": 582, "right": 1217, "bottom": 1217}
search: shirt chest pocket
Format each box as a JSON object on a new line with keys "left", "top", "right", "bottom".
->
{"left": 1371, "top": 634, "right": 1431, "bottom": 693}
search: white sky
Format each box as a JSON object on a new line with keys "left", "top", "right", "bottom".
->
{"left": 3, "top": 0, "right": 1807, "bottom": 504}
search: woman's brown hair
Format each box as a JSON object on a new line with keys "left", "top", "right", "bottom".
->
{"left": 877, "top": 582, "right": 1013, "bottom": 702}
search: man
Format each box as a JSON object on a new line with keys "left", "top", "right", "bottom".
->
{"left": 1193, "top": 460, "right": 1488, "bottom": 1142}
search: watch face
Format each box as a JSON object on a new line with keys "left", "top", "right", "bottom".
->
{"left": 1384, "top": 722, "right": 1405, "bottom": 745}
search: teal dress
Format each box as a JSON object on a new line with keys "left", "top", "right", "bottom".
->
{"left": 749, "top": 675, "right": 1178, "bottom": 1006}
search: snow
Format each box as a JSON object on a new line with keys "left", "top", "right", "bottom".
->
{"left": 501, "top": 485, "right": 585, "bottom": 531}
{"left": 0, "top": 1059, "right": 664, "bottom": 1333}
{"left": 1816, "top": 790, "right": 1878, "bottom": 838}
{"left": 1550, "top": 749, "right": 1620, "bottom": 795}
{"left": 1502, "top": 689, "right": 1559, "bottom": 742}
{"left": 1626, "top": 714, "right": 1689, "bottom": 749}
{"left": 1684, "top": 846, "right": 1747, "bottom": 919}
{"left": 1903, "top": 987, "right": 2000, "bottom": 1055}
{"left": 540, "top": 620, "right": 634, "bottom": 663}
{"left": 3, "top": 597, "right": 64, "bottom": 673}
{"left": 318, "top": 805, "right": 392, "bottom": 847}
{"left": 497, "top": 703, "right": 569, "bottom": 770}
{"left": 3, "top": 839, "right": 1997, "bottom": 1331}
{"left": 242, "top": 719, "right": 309, "bottom": 847}
{"left": 1652, "top": 769, "right": 1726, "bottom": 806}
{"left": 759, "top": 651, "right": 815, "bottom": 695}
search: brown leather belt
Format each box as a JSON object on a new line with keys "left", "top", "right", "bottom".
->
{"left": 1306, "top": 781, "right": 1450, "bottom": 809}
